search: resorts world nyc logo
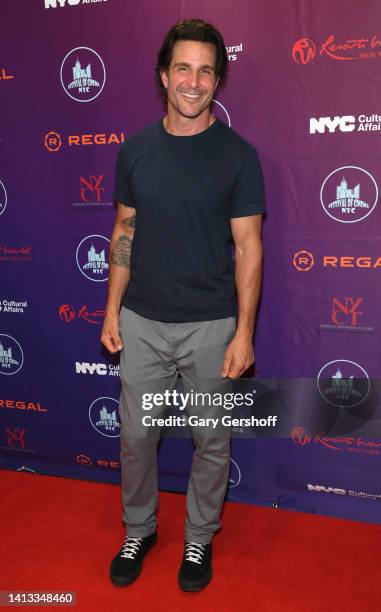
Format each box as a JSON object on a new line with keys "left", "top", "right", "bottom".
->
{"left": 291, "top": 427, "right": 381, "bottom": 456}
{"left": 89, "top": 397, "right": 120, "bottom": 438}
{"left": 58, "top": 304, "right": 105, "bottom": 324}
{"left": 60, "top": 47, "right": 106, "bottom": 102}
{"left": 320, "top": 166, "right": 378, "bottom": 223}
{"left": 317, "top": 359, "right": 370, "bottom": 408}
{"left": 76, "top": 235, "right": 109, "bottom": 282}
{"left": 292, "top": 34, "right": 381, "bottom": 64}
{"left": 0, "top": 335, "right": 24, "bottom": 375}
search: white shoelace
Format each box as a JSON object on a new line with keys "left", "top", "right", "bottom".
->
{"left": 184, "top": 542, "right": 206, "bottom": 564}
{"left": 120, "top": 537, "right": 143, "bottom": 559}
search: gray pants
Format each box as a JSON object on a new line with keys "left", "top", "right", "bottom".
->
{"left": 118, "top": 306, "right": 236, "bottom": 544}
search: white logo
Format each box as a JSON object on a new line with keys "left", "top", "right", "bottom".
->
{"left": 60, "top": 47, "right": 106, "bottom": 102}
{"left": 89, "top": 397, "right": 120, "bottom": 438}
{"left": 0, "top": 334, "right": 24, "bottom": 375}
{"left": 75, "top": 362, "right": 119, "bottom": 376}
{"left": 310, "top": 116, "right": 355, "bottom": 134}
{"left": 320, "top": 166, "right": 378, "bottom": 223}
{"left": 310, "top": 114, "right": 381, "bottom": 134}
{"left": 76, "top": 234, "right": 109, "bottom": 282}
{"left": 307, "top": 484, "right": 381, "bottom": 501}
{"left": 226, "top": 42, "right": 244, "bottom": 62}
{"left": 45, "top": 0, "right": 107, "bottom": 7}
{"left": 0, "top": 300, "right": 28, "bottom": 314}
{"left": 45, "top": 0, "right": 80, "bottom": 7}
{"left": 212, "top": 99, "right": 231, "bottom": 127}
{"left": 228, "top": 457, "right": 241, "bottom": 488}
{"left": 317, "top": 359, "right": 370, "bottom": 408}
{"left": 307, "top": 484, "right": 346, "bottom": 495}
{"left": 0, "top": 180, "right": 7, "bottom": 217}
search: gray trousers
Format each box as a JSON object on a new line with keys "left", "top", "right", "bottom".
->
{"left": 118, "top": 306, "right": 236, "bottom": 544}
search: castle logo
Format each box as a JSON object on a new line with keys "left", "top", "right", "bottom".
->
{"left": 60, "top": 47, "right": 106, "bottom": 102}
{"left": 0, "top": 335, "right": 24, "bottom": 375}
{"left": 320, "top": 166, "right": 378, "bottom": 223}
{"left": 89, "top": 397, "right": 120, "bottom": 438}
{"left": 76, "top": 234, "right": 109, "bottom": 282}
{"left": 317, "top": 360, "right": 370, "bottom": 408}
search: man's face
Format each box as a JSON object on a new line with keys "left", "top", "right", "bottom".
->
{"left": 161, "top": 40, "right": 219, "bottom": 119}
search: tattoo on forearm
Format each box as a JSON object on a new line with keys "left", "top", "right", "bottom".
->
{"left": 111, "top": 235, "right": 132, "bottom": 268}
{"left": 121, "top": 215, "right": 136, "bottom": 229}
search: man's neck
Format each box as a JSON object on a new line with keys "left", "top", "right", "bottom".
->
{"left": 163, "top": 109, "right": 215, "bottom": 136}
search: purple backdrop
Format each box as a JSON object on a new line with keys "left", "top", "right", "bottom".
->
{"left": 1, "top": 0, "right": 381, "bottom": 525}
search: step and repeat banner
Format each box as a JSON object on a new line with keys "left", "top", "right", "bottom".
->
{"left": 1, "top": 0, "right": 381, "bottom": 524}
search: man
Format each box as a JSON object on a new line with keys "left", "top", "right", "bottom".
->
{"left": 101, "top": 19, "right": 265, "bottom": 592}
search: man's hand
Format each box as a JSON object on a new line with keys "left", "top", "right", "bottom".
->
{"left": 221, "top": 332, "right": 255, "bottom": 379}
{"left": 101, "top": 314, "right": 123, "bottom": 354}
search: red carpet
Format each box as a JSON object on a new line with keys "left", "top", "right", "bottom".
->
{"left": 1, "top": 469, "right": 380, "bottom": 611}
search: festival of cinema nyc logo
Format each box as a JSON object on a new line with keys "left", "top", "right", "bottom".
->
{"left": 88, "top": 397, "right": 120, "bottom": 438}
{"left": 0, "top": 335, "right": 24, "bottom": 375}
{"left": 76, "top": 234, "right": 109, "bottom": 282}
{"left": 320, "top": 166, "right": 378, "bottom": 223}
{"left": 60, "top": 47, "right": 106, "bottom": 102}
{"left": 317, "top": 359, "right": 370, "bottom": 408}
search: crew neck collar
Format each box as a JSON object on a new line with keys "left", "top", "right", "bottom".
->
{"left": 159, "top": 116, "right": 220, "bottom": 139}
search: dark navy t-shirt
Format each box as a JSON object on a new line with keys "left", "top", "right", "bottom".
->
{"left": 113, "top": 118, "right": 266, "bottom": 322}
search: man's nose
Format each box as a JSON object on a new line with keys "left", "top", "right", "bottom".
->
{"left": 186, "top": 69, "right": 201, "bottom": 90}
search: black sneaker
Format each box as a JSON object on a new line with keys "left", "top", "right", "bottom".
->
{"left": 109, "top": 532, "right": 157, "bottom": 587}
{"left": 178, "top": 541, "right": 212, "bottom": 592}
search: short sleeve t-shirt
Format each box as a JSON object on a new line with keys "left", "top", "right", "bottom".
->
{"left": 113, "top": 118, "right": 266, "bottom": 322}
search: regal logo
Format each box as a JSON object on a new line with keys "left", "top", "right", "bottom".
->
{"left": 45, "top": 131, "right": 124, "bottom": 151}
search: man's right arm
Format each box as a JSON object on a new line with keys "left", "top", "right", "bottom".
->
{"left": 101, "top": 202, "right": 136, "bottom": 354}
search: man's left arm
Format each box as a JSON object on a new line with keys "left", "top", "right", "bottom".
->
{"left": 221, "top": 214, "right": 263, "bottom": 378}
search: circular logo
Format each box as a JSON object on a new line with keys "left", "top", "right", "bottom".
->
{"left": 320, "top": 166, "right": 378, "bottom": 223}
{"left": 0, "top": 180, "right": 7, "bottom": 216}
{"left": 228, "top": 457, "right": 241, "bottom": 488}
{"left": 317, "top": 360, "right": 370, "bottom": 408}
{"left": 89, "top": 397, "right": 120, "bottom": 438}
{"left": 76, "top": 234, "right": 110, "bottom": 282}
{"left": 293, "top": 250, "right": 314, "bottom": 271}
{"left": 212, "top": 99, "right": 231, "bottom": 127}
{"left": 0, "top": 334, "right": 24, "bottom": 375}
{"left": 60, "top": 47, "right": 106, "bottom": 102}
{"left": 44, "top": 131, "right": 62, "bottom": 152}
{"left": 292, "top": 38, "right": 316, "bottom": 64}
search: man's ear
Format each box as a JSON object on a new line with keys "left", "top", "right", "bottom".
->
{"left": 160, "top": 69, "right": 169, "bottom": 90}
{"left": 214, "top": 76, "right": 220, "bottom": 91}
